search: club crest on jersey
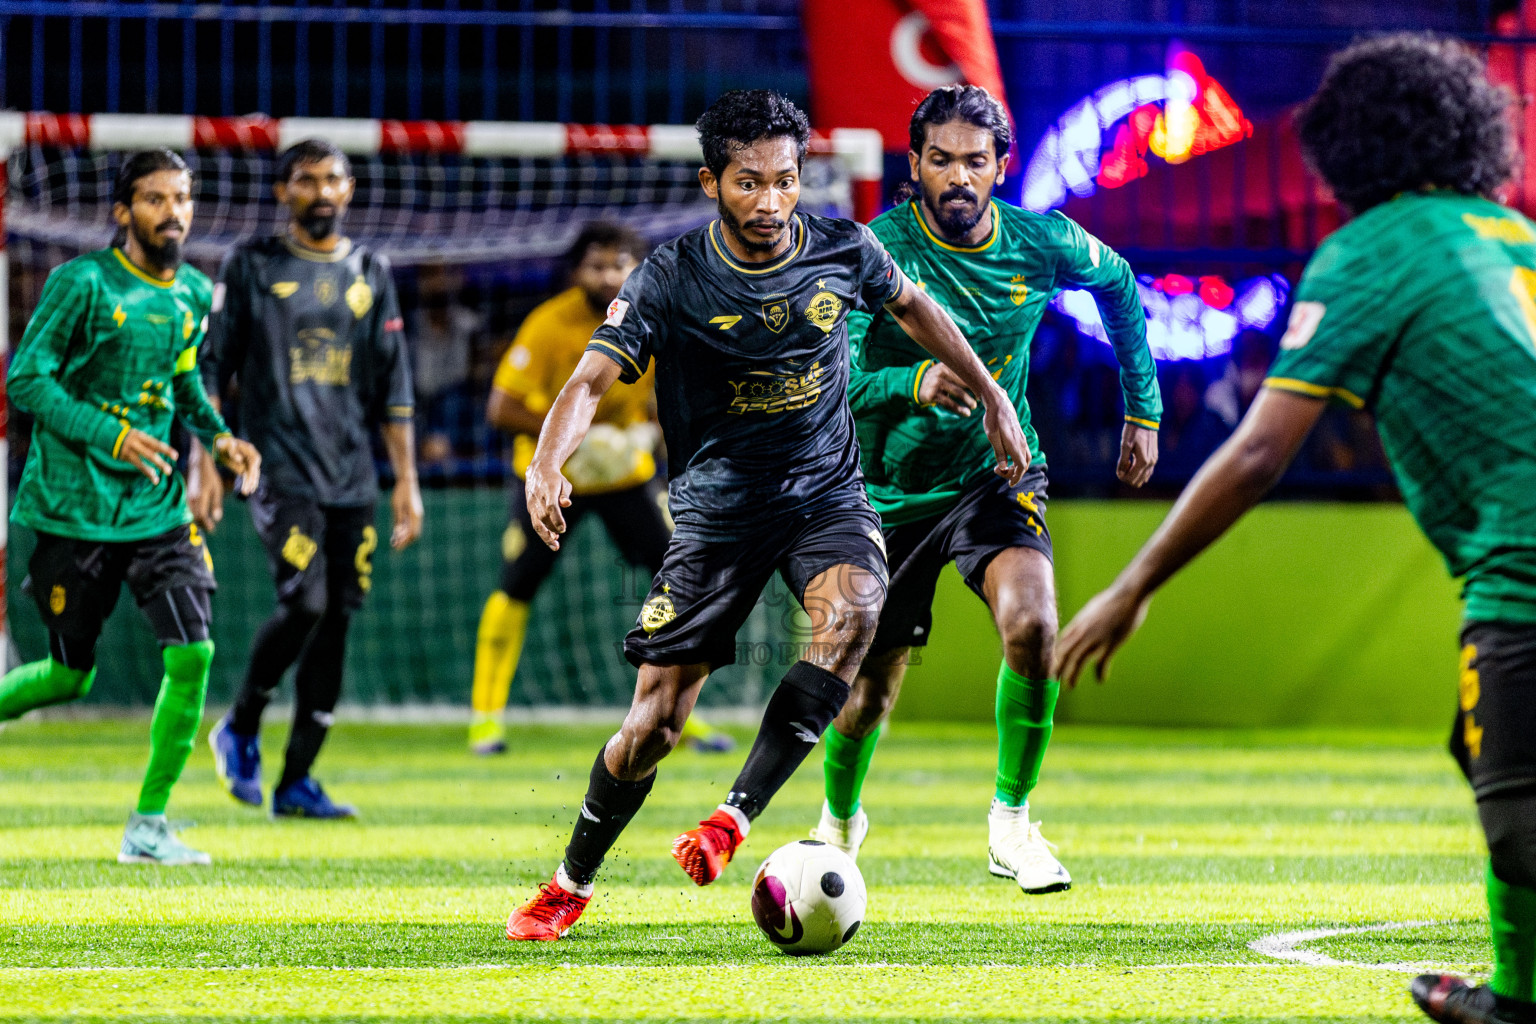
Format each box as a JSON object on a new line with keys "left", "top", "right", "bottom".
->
{"left": 49, "top": 586, "right": 66, "bottom": 615}
{"left": 282, "top": 526, "right": 319, "bottom": 571}
{"left": 640, "top": 593, "right": 677, "bottom": 634}
{"left": 761, "top": 294, "right": 791, "bottom": 333}
{"left": 315, "top": 276, "right": 338, "bottom": 306}
{"left": 1009, "top": 275, "right": 1029, "bottom": 306}
{"left": 803, "top": 283, "right": 842, "bottom": 334}
{"left": 346, "top": 275, "right": 373, "bottom": 319}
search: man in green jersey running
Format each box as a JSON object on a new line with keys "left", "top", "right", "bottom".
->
{"left": 1055, "top": 36, "right": 1536, "bottom": 1024}
{"left": 812, "top": 85, "right": 1161, "bottom": 894}
{"left": 1, "top": 149, "right": 261, "bottom": 865}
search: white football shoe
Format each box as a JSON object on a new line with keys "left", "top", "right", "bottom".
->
{"left": 987, "top": 799, "right": 1071, "bottom": 893}
{"left": 809, "top": 801, "right": 870, "bottom": 861}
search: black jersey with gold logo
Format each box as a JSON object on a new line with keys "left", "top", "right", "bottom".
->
{"left": 203, "top": 236, "right": 414, "bottom": 506}
{"left": 588, "top": 213, "right": 903, "bottom": 539}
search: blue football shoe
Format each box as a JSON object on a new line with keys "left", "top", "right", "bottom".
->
{"left": 209, "top": 717, "right": 263, "bottom": 808}
{"left": 272, "top": 776, "right": 357, "bottom": 819}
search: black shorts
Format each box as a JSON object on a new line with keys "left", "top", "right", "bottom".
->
{"left": 250, "top": 484, "right": 378, "bottom": 615}
{"left": 499, "top": 477, "right": 672, "bottom": 601}
{"left": 869, "top": 467, "right": 1052, "bottom": 656}
{"left": 622, "top": 502, "right": 889, "bottom": 670}
{"left": 1451, "top": 621, "right": 1536, "bottom": 800}
{"left": 26, "top": 524, "right": 216, "bottom": 662}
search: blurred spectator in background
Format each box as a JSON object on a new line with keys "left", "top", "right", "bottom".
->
{"left": 411, "top": 264, "right": 482, "bottom": 467}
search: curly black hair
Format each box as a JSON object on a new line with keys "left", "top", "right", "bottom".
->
{"left": 1296, "top": 33, "right": 1515, "bottom": 214}
{"left": 696, "top": 90, "right": 811, "bottom": 179}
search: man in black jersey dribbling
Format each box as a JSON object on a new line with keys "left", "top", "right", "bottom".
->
{"left": 507, "top": 90, "right": 1031, "bottom": 941}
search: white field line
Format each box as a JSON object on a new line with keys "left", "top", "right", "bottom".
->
{"left": 1248, "top": 920, "right": 1468, "bottom": 973}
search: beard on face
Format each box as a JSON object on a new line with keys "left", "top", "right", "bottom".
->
{"left": 297, "top": 202, "right": 341, "bottom": 241}
{"left": 132, "top": 217, "right": 184, "bottom": 271}
{"left": 718, "top": 195, "right": 787, "bottom": 255}
{"left": 922, "top": 180, "right": 990, "bottom": 239}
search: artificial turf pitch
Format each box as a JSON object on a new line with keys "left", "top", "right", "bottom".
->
{"left": 0, "top": 718, "right": 1489, "bottom": 1023}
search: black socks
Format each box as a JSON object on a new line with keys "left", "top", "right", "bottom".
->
{"left": 725, "top": 660, "right": 850, "bottom": 821}
{"left": 563, "top": 747, "right": 657, "bottom": 886}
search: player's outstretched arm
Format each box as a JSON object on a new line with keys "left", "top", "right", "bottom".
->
{"left": 883, "top": 279, "right": 1031, "bottom": 485}
{"left": 527, "top": 351, "right": 623, "bottom": 550}
{"left": 1053, "top": 388, "right": 1326, "bottom": 687}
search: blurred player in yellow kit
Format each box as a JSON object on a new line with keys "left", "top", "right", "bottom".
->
{"left": 469, "top": 223, "right": 734, "bottom": 755}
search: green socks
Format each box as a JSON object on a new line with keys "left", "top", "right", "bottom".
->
{"left": 137, "top": 641, "right": 214, "bottom": 816}
{"left": 995, "top": 663, "right": 1059, "bottom": 807}
{"left": 1489, "top": 861, "right": 1536, "bottom": 1002}
{"left": 0, "top": 657, "right": 96, "bottom": 721}
{"left": 823, "top": 725, "right": 881, "bottom": 819}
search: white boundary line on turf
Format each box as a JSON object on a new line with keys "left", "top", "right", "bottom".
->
{"left": 1248, "top": 920, "right": 1460, "bottom": 972}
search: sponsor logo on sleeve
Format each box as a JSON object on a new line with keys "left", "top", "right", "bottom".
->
{"left": 604, "top": 298, "right": 630, "bottom": 327}
{"left": 1281, "top": 301, "right": 1326, "bottom": 350}
{"left": 210, "top": 282, "right": 226, "bottom": 312}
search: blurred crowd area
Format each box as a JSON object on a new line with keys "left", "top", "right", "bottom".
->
{"left": 3, "top": 257, "right": 1395, "bottom": 501}
{"left": 389, "top": 262, "right": 1396, "bottom": 501}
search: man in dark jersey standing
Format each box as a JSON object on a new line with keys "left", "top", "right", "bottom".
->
{"left": 505, "top": 90, "right": 1031, "bottom": 941}
{"left": 196, "top": 139, "right": 423, "bottom": 819}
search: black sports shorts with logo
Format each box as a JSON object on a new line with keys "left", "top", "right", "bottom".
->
{"left": 1451, "top": 621, "right": 1536, "bottom": 800}
{"left": 25, "top": 523, "right": 217, "bottom": 667}
{"left": 869, "top": 467, "right": 1052, "bottom": 656}
{"left": 500, "top": 477, "right": 672, "bottom": 601}
{"left": 622, "top": 501, "right": 889, "bottom": 670}
{"left": 249, "top": 482, "right": 378, "bottom": 614}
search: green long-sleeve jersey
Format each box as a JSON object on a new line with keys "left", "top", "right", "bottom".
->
{"left": 849, "top": 199, "right": 1161, "bottom": 524}
{"left": 9, "top": 248, "right": 230, "bottom": 542}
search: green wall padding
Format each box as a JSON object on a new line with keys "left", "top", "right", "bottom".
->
{"left": 894, "top": 501, "right": 1464, "bottom": 728}
{"left": 7, "top": 497, "right": 1469, "bottom": 727}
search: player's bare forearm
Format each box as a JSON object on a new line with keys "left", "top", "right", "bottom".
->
{"left": 486, "top": 388, "right": 545, "bottom": 436}
{"left": 527, "top": 351, "right": 623, "bottom": 549}
{"left": 381, "top": 420, "right": 423, "bottom": 549}
{"left": 1054, "top": 389, "right": 1326, "bottom": 686}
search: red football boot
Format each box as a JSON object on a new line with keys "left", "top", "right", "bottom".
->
{"left": 672, "top": 807, "right": 747, "bottom": 886}
{"left": 505, "top": 876, "right": 591, "bottom": 941}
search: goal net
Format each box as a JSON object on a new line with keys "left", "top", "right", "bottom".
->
{"left": 1, "top": 114, "right": 882, "bottom": 712}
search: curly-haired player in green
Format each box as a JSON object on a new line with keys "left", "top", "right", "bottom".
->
{"left": 1056, "top": 35, "right": 1536, "bottom": 1024}
{"left": 1, "top": 148, "right": 261, "bottom": 865}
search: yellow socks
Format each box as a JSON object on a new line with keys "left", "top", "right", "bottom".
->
{"left": 469, "top": 592, "right": 528, "bottom": 751}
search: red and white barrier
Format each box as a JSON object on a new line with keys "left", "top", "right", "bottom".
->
{"left": 0, "top": 113, "right": 884, "bottom": 222}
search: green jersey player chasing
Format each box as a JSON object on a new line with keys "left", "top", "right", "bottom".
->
{"left": 1055, "top": 36, "right": 1536, "bottom": 1024}
{"left": 812, "top": 85, "right": 1161, "bottom": 895}
{"left": 0, "top": 149, "right": 261, "bottom": 864}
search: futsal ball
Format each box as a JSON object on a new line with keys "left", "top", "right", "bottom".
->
{"left": 750, "top": 839, "right": 866, "bottom": 955}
